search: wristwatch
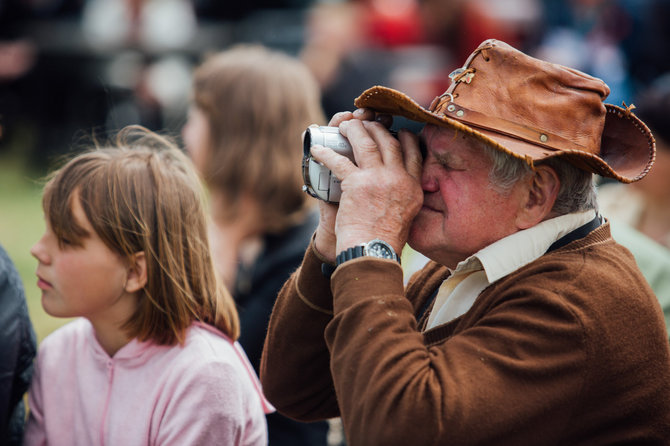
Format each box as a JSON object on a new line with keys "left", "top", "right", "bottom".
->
{"left": 336, "top": 239, "right": 401, "bottom": 266}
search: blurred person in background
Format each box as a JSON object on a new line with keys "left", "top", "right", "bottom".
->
{"left": 0, "top": 244, "right": 36, "bottom": 446}
{"left": 299, "top": 0, "right": 451, "bottom": 124}
{"left": 621, "top": 0, "right": 670, "bottom": 90}
{"left": 300, "top": 0, "right": 543, "bottom": 123}
{"left": 598, "top": 74, "right": 670, "bottom": 250}
{"left": 598, "top": 73, "right": 670, "bottom": 339}
{"left": 539, "top": 0, "right": 670, "bottom": 95}
{"left": 418, "top": 0, "right": 542, "bottom": 61}
{"left": 182, "top": 44, "right": 330, "bottom": 446}
{"left": 533, "top": 0, "right": 640, "bottom": 105}
{"left": 0, "top": 7, "right": 39, "bottom": 442}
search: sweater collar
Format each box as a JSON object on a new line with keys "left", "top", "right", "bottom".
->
{"left": 83, "top": 318, "right": 168, "bottom": 365}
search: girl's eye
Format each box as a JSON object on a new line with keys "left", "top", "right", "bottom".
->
{"left": 59, "top": 237, "right": 77, "bottom": 248}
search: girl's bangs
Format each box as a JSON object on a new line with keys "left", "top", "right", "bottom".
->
{"left": 42, "top": 163, "right": 93, "bottom": 248}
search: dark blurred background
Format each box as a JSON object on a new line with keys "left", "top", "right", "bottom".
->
{"left": 1, "top": 0, "right": 670, "bottom": 170}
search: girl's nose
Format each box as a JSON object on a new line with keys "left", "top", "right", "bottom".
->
{"left": 30, "top": 235, "right": 49, "bottom": 264}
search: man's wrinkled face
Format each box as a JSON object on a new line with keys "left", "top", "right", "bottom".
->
{"left": 408, "top": 125, "right": 527, "bottom": 269}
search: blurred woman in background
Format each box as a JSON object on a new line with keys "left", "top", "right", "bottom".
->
{"left": 182, "top": 44, "right": 330, "bottom": 446}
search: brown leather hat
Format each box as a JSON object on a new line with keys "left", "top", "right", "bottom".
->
{"left": 354, "top": 39, "right": 655, "bottom": 183}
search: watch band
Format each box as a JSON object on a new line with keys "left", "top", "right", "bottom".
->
{"left": 336, "top": 245, "right": 365, "bottom": 266}
{"left": 336, "top": 239, "right": 400, "bottom": 266}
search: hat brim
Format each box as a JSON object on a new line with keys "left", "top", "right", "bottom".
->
{"left": 354, "top": 86, "right": 655, "bottom": 183}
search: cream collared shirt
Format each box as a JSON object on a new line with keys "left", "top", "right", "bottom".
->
{"left": 425, "top": 210, "right": 597, "bottom": 330}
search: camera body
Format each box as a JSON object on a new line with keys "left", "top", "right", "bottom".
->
{"left": 302, "top": 125, "right": 421, "bottom": 203}
{"left": 302, "top": 126, "right": 354, "bottom": 203}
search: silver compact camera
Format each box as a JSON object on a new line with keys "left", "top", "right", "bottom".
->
{"left": 302, "top": 126, "right": 355, "bottom": 203}
{"left": 302, "top": 125, "right": 419, "bottom": 203}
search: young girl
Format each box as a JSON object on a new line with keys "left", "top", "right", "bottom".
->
{"left": 24, "top": 126, "right": 273, "bottom": 446}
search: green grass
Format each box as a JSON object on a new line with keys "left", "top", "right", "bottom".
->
{"left": 0, "top": 154, "right": 69, "bottom": 343}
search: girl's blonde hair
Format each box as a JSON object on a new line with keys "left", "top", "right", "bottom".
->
{"left": 42, "top": 126, "right": 240, "bottom": 344}
{"left": 191, "top": 44, "right": 326, "bottom": 232}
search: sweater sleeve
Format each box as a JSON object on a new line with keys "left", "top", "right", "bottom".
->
{"left": 260, "top": 240, "right": 340, "bottom": 421}
{"left": 326, "top": 257, "right": 589, "bottom": 446}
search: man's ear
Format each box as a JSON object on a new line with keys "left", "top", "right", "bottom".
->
{"left": 125, "top": 251, "right": 147, "bottom": 294}
{"left": 516, "top": 165, "right": 560, "bottom": 229}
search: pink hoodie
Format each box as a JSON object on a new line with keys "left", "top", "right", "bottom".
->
{"left": 24, "top": 319, "right": 273, "bottom": 445}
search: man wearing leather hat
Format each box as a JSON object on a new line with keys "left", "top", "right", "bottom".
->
{"left": 261, "top": 39, "right": 670, "bottom": 445}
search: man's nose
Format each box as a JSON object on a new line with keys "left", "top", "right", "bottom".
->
{"left": 420, "top": 164, "right": 439, "bottom": 192}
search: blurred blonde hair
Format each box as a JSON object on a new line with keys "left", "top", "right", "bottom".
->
{"left": 42, "top": 126, "right": 240, "bottom": 344}
{"left": 191, "top": 44, "right": 325, "bottom": 232}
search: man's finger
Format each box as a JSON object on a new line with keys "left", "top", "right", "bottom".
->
{"left": 328, "top": 108, "right": 376, "bottom": 127}
{"left": 398, "top": 130, "right": 424, "bottom": 181}
{"left": 339, "top": 119, "right": 382, "bottom": 169}
{"left": 364, "top": 120, "right": 404, "bottom": 166}
{"left": 328, "top": 111, "right": 354, "bottom": 127}
{"left": 310, "top": 144, "right": 358, "bottom": 181}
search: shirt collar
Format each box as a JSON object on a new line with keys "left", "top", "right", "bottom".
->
{"left": 451, "top": 210, "right": 596, "bottom": 283}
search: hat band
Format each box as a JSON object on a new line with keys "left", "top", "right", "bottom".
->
{"left": 435, "top": 100, "right": 590, "bottom": 154}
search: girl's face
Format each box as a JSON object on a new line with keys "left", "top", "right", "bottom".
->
{"left": 30, "top": 193, "right": 138, "bottom": 327}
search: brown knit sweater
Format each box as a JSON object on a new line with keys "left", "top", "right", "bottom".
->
{"left": 260, "top": 223, "right": 670, "bottom": 445}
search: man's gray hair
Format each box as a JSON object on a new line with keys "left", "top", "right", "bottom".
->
{"left": 481, "top": 143, "right": 598, "bottom": 215}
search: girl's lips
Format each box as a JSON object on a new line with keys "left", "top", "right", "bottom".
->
{"left": 36, "top": 276, "right": 52, "bottom": 290}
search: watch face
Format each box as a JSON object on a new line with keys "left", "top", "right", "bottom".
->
{"left": 366, "top": 241, "right": 394, "bottom": 259}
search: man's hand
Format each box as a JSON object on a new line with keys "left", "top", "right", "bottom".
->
{"left": 313, "top": 109, "right": 378, "bottom": 262}
{"left": 311, "top": 112, "right": 423, "bottom": 258}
